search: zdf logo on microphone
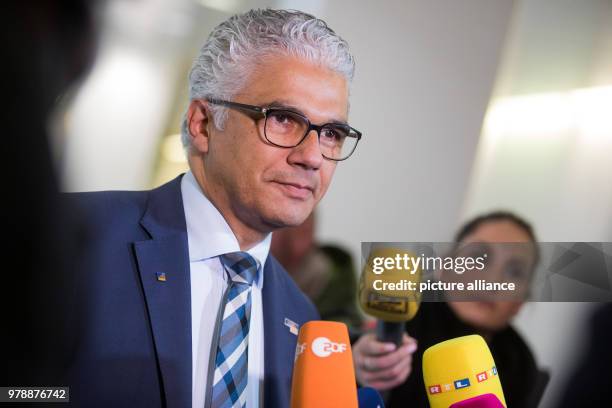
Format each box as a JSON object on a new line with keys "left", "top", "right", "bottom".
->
{"left": 311, "top": 337, "right": 347, "bottom": 357}
{"left": 294, "top": 342, "right": 307, "bottom": 361}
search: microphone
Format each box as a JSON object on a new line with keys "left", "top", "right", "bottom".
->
{"left": 357, "top": 387, "right": 385, "bottom": 408}
{"left": 422, "top": 335, "right": 506, "bottom": 408}
{"left": 358, "top": 247, "right": 422, "bottom": 346}
{"left": 290, "top": 321, "right": 358, "bottom": 408}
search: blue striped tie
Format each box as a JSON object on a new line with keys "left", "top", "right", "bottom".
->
{"left": 211, "top": 252, "right": 259, "bottom": 408}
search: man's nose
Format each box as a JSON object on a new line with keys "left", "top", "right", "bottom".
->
{"left": 288, "top": 129, "right": 323, "bottom": 170}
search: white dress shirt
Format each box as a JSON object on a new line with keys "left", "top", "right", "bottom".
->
{"left": 181, "top": 171, "right": 269, "bottom": 408}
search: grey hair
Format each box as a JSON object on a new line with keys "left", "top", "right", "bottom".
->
{"left": 181, "top": 8, "right": 355, "bottom": 148}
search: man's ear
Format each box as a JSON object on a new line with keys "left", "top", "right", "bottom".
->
{"left": 187, "top": 99, "right": 213, "bottom": 153}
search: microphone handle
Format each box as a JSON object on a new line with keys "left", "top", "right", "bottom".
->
{"left": 374, "top": 321, "right": 404, "bottom": 405}
{"left": 375, "top": 320, "right": 404, "bottom": 347}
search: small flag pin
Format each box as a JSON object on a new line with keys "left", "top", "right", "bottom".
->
{"left": 156, "top": 272, "right": 167, "bottom": 282}
{"left": 284, "top": 317, "right": 299, "bottom": 336}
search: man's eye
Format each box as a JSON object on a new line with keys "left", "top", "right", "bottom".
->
{"left": 272, "top": 114, "right": 288, "bottom": 123}
{"left": 321, "top": 129, "right": 336, "bottom": 139}
{"left": 322, "top": 127, "right": 347, "bottom": 141}
{"left": 270, "top": 112, "right": 297, "bottom": 125}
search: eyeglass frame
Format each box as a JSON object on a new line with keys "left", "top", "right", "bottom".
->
{"left": 205, "top": 98, "right": 362, "bottom": 161}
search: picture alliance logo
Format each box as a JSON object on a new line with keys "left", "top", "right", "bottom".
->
{"left": 311, "top": 337, "right": 347, "bottom": 357}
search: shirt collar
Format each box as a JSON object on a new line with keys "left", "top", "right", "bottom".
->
{"left": 181, "top": 171, "right": 270, "bottom": 287}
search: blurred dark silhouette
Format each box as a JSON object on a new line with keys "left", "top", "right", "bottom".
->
{"left": 556, "top": 302, "right": 612, "bottom": 407}
{"left": 1, "top": 0, "right": 98, "bottom": 388}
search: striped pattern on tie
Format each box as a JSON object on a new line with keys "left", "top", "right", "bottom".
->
{"left": 211, "top": 252, "right": 259, "bottom": 408}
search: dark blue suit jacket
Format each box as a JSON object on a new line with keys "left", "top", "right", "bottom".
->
{"left": 67, "top": 174, "right": 319, "bottom": 407}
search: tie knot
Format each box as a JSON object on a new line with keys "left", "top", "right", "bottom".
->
{"left": 219, "top": 251, "right": 259, "bottom": 286}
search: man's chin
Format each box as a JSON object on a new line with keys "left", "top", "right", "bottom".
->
{"left": 262, "top": 207, "right": 313, "bottom": 230}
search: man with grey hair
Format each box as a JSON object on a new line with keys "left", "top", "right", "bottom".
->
{"left": 67, "top": 8, "right": 414, "bottom": 408}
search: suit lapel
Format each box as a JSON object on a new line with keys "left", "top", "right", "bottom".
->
{"left": 134, "top": 175, "right": 192, "bottom": 408}
{"left": 262, "top": 259, "right": 298, "bottom": 407}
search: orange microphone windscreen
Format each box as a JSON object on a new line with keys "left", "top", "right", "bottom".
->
{"left": 290, "top": 321, "right": 358, "bottom": 408}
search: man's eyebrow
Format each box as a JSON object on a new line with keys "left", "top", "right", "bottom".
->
{"left": 264, "top": 100, "right": 305, "bottom": 114}
{"left": 263, "top": 99, "right": 349, "bottom": 125}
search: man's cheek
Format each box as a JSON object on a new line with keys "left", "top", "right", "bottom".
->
{"left": 318, "top": 169, "right": 335, "bottom": 199}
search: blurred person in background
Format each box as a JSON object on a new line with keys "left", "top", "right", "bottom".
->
{"left": 353, "top": 211, "right": 548, "bottom": 407}
{"left": 271, "top": 212, "right": 362, "bottom": 328}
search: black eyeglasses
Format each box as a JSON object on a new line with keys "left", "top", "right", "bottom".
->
{"left": 206, "top": 98, "right": 361, "bottom": 161}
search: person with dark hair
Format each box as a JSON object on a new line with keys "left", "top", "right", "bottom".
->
{"left": 454, "top": 210, "right": 538, "bottom": 250}
{"left": 353, "top": 211, "right": 548, "bottom": 407}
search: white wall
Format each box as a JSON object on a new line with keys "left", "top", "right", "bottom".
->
{"left": 462, "top": 0, "right": 612, "bottom": 406}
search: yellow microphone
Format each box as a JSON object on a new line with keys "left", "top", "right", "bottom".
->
{"left": 290, "top": 321, "right": 358, "bottom": 408}
{"left": 358, "top": 247, "right": 422, "bottom": 345}
{"left": 423, "top": 335, "right": 506, "bottom": 408}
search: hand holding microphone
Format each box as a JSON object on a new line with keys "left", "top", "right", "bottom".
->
{"left": 352, "top": 332, "right": 417, "bottom": 390}
{"left": 353, "top": 247, "right": 421, "bottom": 390}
